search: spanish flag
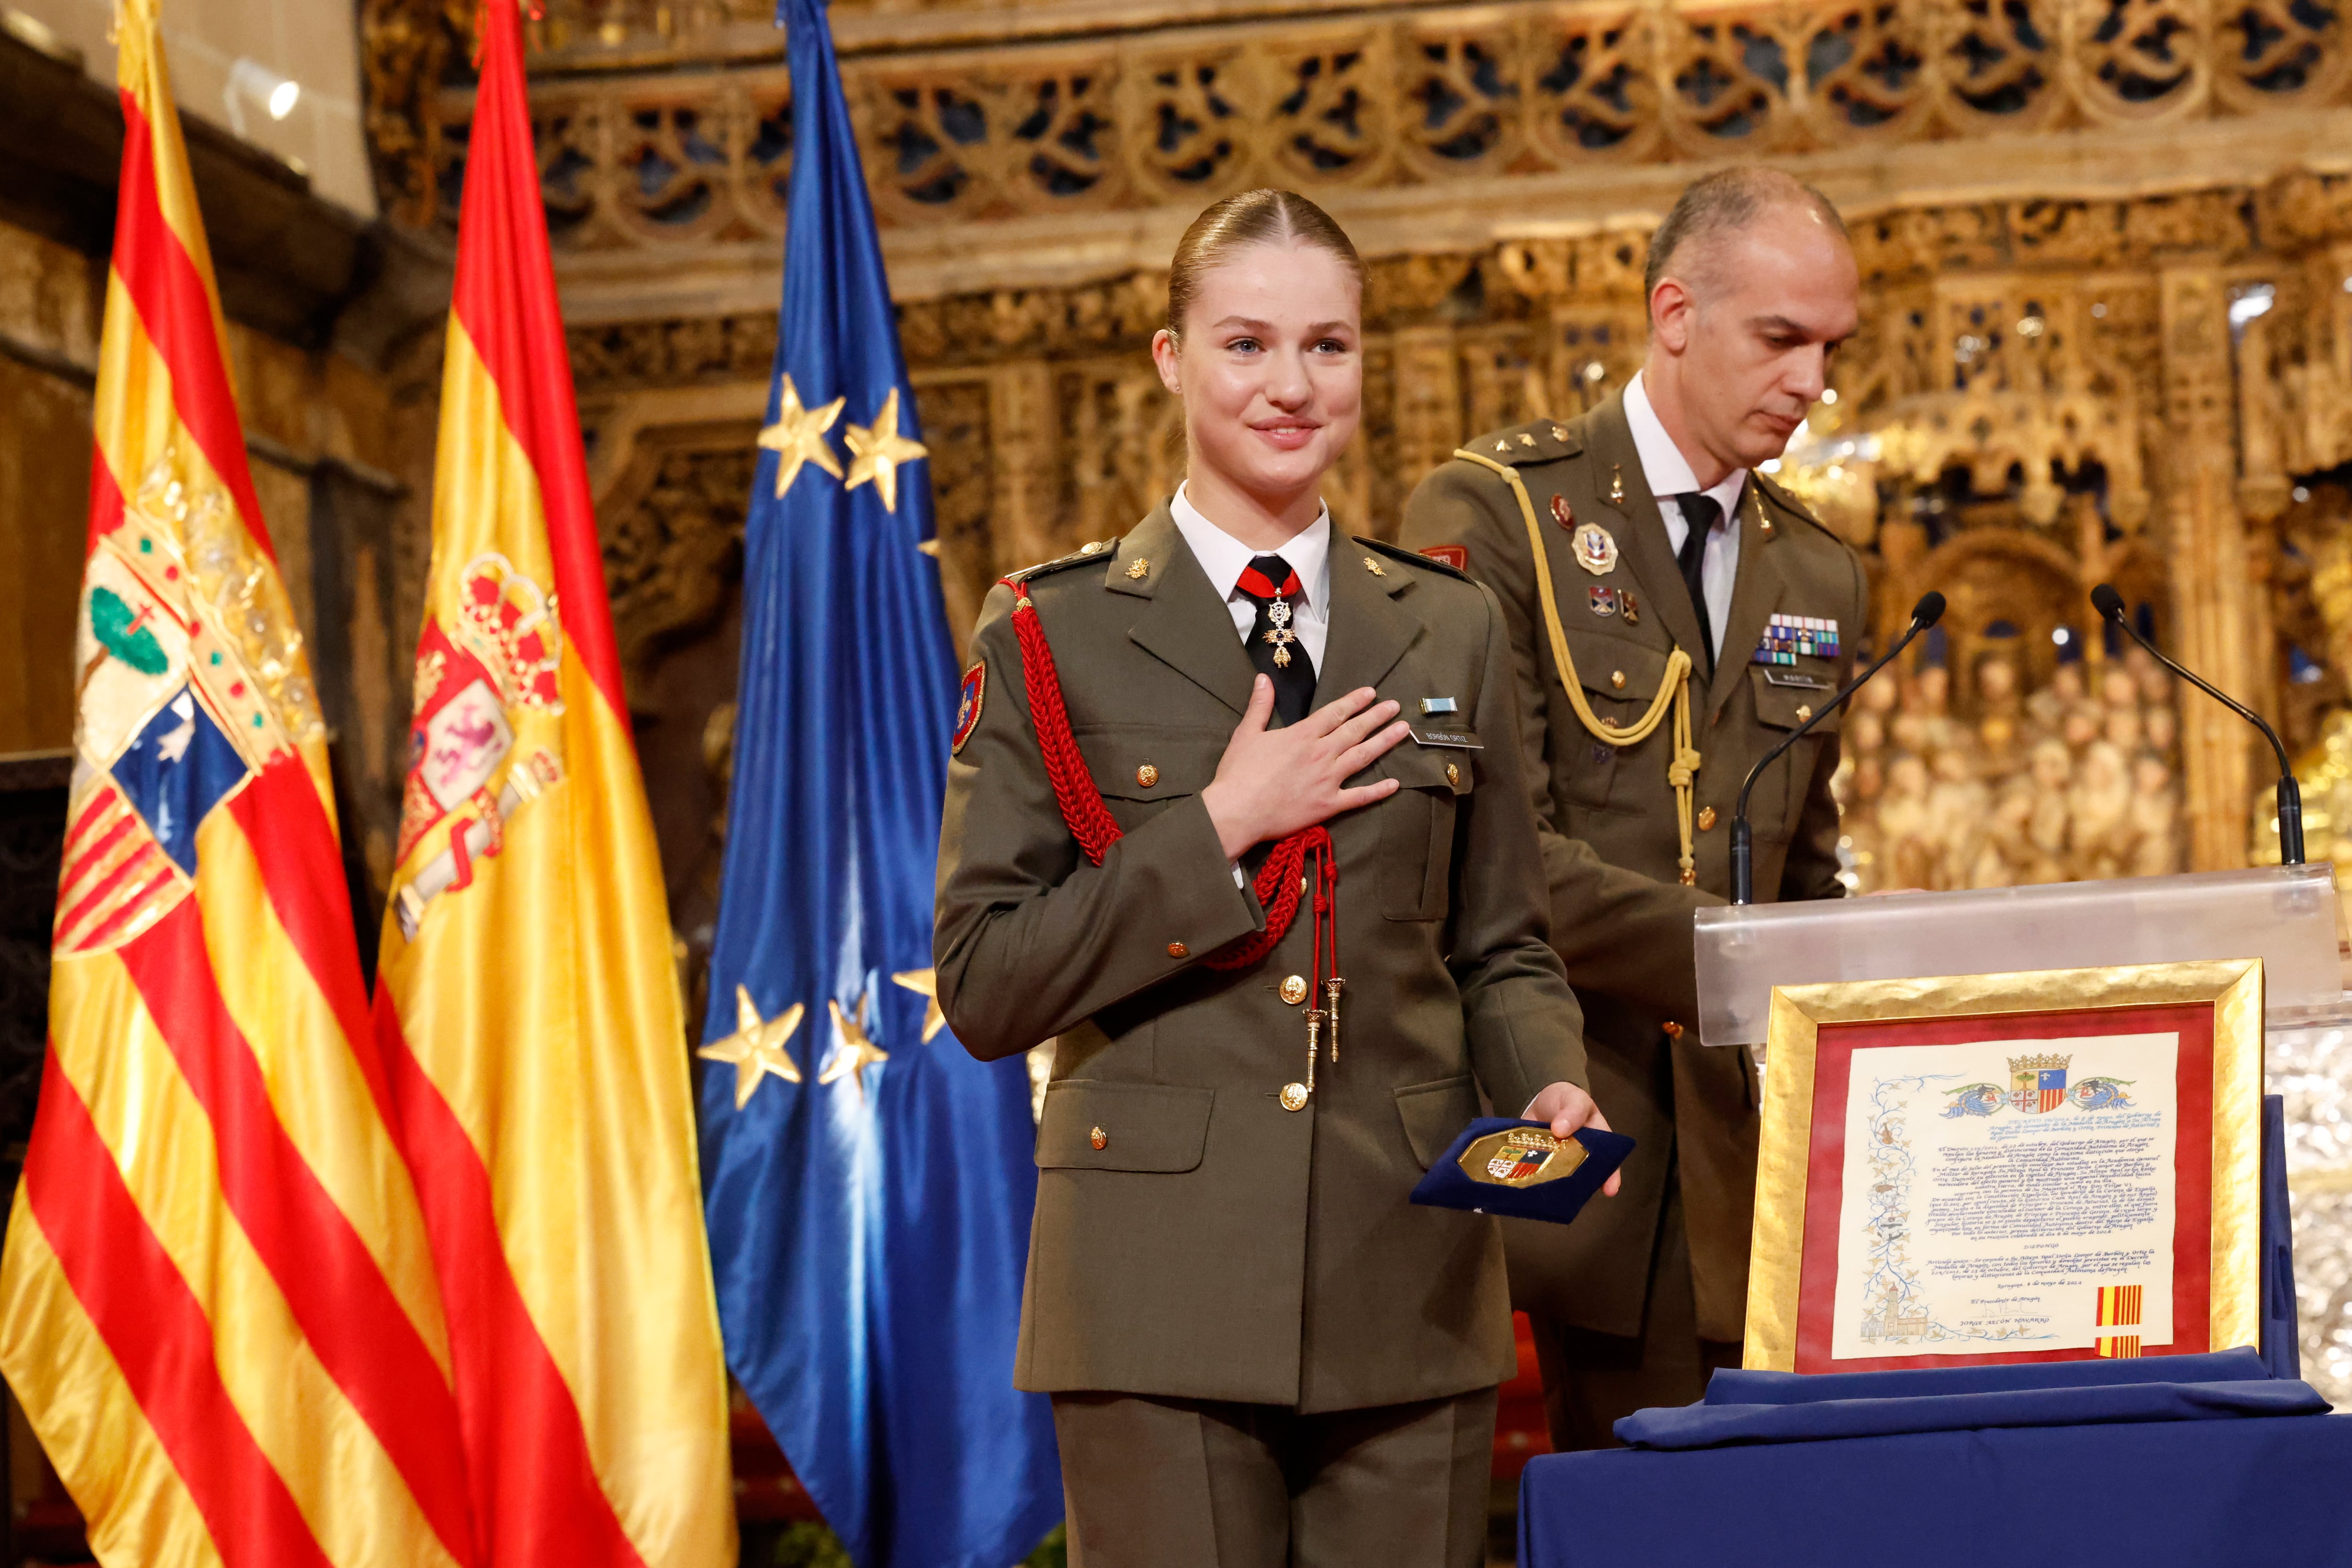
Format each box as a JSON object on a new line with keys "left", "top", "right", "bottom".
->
{"left": 370, "top": 1, "right": 733, "bottom": 1563}
{"left": 0, "top": 2, "right": 474, "bottom": 1564}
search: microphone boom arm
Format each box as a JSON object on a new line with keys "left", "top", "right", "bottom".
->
{"left": 2093, "top": 592, "right": 2303, "bottom": 865}
{"left": 1731, "top": 613, "right": 1936, "bottom": 905}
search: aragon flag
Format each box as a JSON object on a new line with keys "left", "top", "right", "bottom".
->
{"left": 0, "top": 2, "right": 475, "bottom": 1565}
{"left": 369, "top": 0, "right": 735, "bottom": 1563}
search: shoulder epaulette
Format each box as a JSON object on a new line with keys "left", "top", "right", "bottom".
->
{"left": 1006, "top": 537, "right": 1120, "bottom": 586}
{"left": 1356, "top": 534, "right": 1473, "bottom": 583}
{"left": 1751, "top": 471, "right": 1834, "bottom": 537}
{"left": 1459, "top": 416, "right": 1583, "bottom": 470}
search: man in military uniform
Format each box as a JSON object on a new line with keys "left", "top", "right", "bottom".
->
{"left": 1399, "top": 166, "right": 1868, "bottom": 1447}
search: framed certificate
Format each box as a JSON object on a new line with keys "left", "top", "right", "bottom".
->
{"left": 1744, "top": 959, "right": 2263, "bottom": 1373}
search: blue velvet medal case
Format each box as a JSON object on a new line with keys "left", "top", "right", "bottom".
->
{"left": 1409, "top": 1118, "right": 1634, "bottom": 1225}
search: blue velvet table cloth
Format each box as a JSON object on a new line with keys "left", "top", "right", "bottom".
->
{"left": 1517, "top": 1413, "right": 2352, "bottom": 1568}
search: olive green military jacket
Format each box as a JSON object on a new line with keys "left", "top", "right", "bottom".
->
{"left": 935, "top": 501, "right": 1589, "bottom": 1413}
{"left": 1398, "top": 390, "right": 1867, "bottom": 1344}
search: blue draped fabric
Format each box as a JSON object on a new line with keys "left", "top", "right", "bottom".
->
{"left": 1520, "top": 1417, "right": 2352, "bottom": 1567}
{"left": 694, "top": 4, "right": 1060, "bottom": 1563}
{"left": 1620, "top": 1367, "right": 2323, "bottom": 1449}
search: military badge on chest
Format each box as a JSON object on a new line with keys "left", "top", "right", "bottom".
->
{"left": 1752, "top": 613, "right": 1841, "bottom": 666}
{"left": 1571, "top": 523, "right": 1618, "bottom": 576}
{"left": 1588, "top": 584, "right": 1641, "bottom": 625}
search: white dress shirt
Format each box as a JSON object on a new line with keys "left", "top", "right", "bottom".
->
{"left": 1169, "top": 484, "right": 1335, "bottom": 888}
{"left": 1623, "top": 372, "right": 1744, "bottom": 663}
{"left": 1169, "top": 484, "right": 1333, "bottom": 673}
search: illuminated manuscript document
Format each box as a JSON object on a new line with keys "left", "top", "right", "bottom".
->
{"left": 1829, "top": 1032, "right": 2178, "bottom": 1361}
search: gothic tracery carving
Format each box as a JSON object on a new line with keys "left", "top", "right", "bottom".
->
{"left": 363, "top": 0, "right": 2352, "bottom": 249}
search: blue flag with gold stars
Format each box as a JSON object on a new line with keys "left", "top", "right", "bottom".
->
{"left": 695, "top": 1, "right": 1059, "bottom": 1563}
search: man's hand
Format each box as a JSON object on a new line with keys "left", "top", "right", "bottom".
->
{"left": 1201, "top": 677, "right": 1412, "bottom": 862}
{"left": 1524, "top": 1082, "right": 1622, "bottom": 1196}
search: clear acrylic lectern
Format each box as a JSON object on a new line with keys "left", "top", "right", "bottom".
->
{"left": 1692, "top": 864, "right": 2343, "bottom": 1048}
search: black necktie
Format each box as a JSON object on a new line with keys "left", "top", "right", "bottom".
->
{"left": 1237, "top": 554, "right": 1315, "bottom": 727}
{"left": 1672, "top": 493, "right": 1719, "bottom": 680}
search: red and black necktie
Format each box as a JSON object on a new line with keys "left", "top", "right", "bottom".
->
{"left": 1238, "top": 554, "right": 1314, "bottom": 726}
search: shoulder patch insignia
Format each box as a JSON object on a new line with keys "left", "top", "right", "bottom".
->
{"left": 952, "top": 661, "right": 985, "bottom": 754}
{"left": 1421, "top": 544, "right": 1469, "bottom": 571}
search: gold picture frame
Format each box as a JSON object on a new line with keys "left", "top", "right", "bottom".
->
{"left": 1745, "top": 958, "right": 2265, "bottom": 1372}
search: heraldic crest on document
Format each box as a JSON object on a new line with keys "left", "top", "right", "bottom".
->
{"left": 1940, "top": 1052, "right": 2138, "bottom": 1117}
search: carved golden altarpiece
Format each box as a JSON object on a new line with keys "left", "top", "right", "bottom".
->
{"left": 358, "top": 0, "right": 2352, "bottom": 1404}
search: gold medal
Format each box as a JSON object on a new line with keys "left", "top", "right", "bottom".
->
{"left": 1459, "top": 1126, "right": 1589, "bottom": 1188}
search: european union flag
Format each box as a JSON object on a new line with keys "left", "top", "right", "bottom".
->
{"left": 695, "top": 2, "right": 1060, "bottom": 1564}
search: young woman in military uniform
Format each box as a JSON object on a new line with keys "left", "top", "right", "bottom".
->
{"left": 934, "top": 189, "right": 1613, "bottom": 1568}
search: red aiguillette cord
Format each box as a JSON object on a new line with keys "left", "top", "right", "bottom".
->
{"left": 996, "top": 574, "right": 1337, "bottom": 971}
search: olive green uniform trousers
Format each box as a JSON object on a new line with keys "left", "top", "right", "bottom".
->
{"left": 1053, "top": 1387, "right": 1497, "bottom": 1568}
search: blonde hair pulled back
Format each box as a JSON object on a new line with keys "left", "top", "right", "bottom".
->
{"left": 1164, "top": 189, "right": 1367, "bottom": 340}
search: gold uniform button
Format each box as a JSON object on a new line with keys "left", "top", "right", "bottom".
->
{"left": 1796, "top": 703, "right": 1814, "bottom": 723}
{"left": 1444, "top": 762, "right": 1461, "bottom": 788}
{"left": 1167, "top": 941, "right": 1189, "bottom": 959}
{"left": 1280, "top": 975, "right": 1309, "bottom": 1005}
{"left": 1136, "top": 763, "right": 1159, "bottom": 788}
{"left": 1662, "top": 1021, "right": 1685, "bottom": 1039}
{"left": 1698, "top": 806, "right": 1717, "bottom": 831}
{"left": 1089, "top": 1126, "right": 1109, "bottom": 1151}
{"left": 1280, "top": 1082, "right": 1310, "bottom": 1112}
{"left": 1611, "top": 670, "right": 1626, "bottom": 690}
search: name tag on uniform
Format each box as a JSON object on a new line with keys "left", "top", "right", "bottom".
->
{"left": 1410, "top": 725, "right": 1481, "bottom": 749}
{"left": 1758, "top": 667, "right": 1834, "bottom": 692}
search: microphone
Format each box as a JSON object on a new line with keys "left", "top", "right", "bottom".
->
{"left": 2091, "top": 583, "right": 2303, "bottom": 865}
{"left": 1732, "top": 591, "right": 1946, "bottom": 905}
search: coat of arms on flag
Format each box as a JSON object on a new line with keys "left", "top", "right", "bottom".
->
{"left": 391, "top": 552, "right": 569, "bottom": 936}
{"left": 57, "top": 458, "right": 319, "bottom": 955}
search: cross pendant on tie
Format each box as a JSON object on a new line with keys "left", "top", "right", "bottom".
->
{"left": 1263, "top": 597, "right": 1298, "bottom": 669}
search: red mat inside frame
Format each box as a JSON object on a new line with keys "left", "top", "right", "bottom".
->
{"left": 1791, "top": 1002, "right": 2216, "bottom": 1375}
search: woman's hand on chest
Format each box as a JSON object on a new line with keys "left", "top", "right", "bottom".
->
{"left": 1200, "top": 676, "right": 1411, "bottom": 861}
